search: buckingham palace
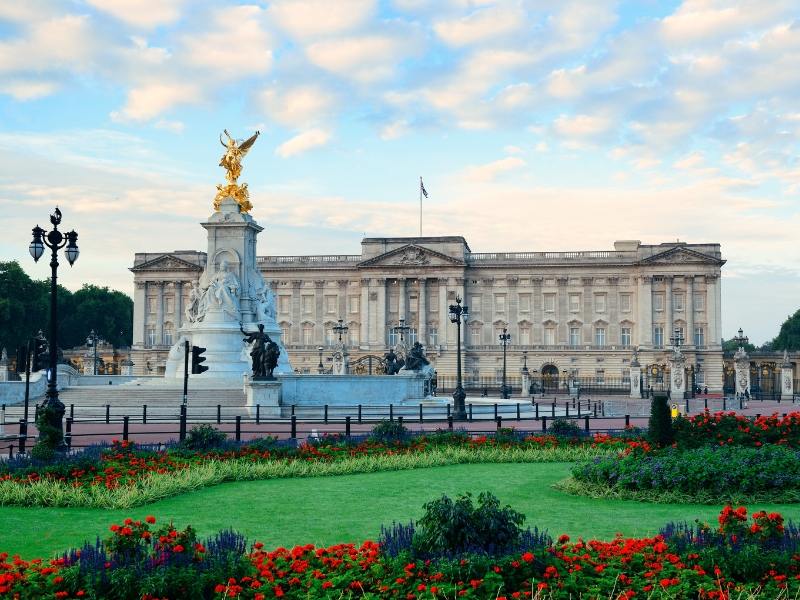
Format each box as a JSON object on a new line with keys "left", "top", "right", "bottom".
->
{"left": 130, "top": 236, "right": 725, "bottom": 393}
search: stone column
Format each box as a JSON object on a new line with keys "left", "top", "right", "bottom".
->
{"left": 377, "top": 278, "right": 387, "bottom": 346}
{"left": 669, "top": 355, "right": 686, "bottom": 398}
{"left": 155, "top": 282, "right": 164, "bottom": 344}
{"left": 133, "top": 281, "right": 147, "bottom": 345}
{"left": 360, "top": 278, "right": 370, "bottom": 347}
{"left": 174, "top": 281, "right": 183, "bottom": 329}
{"left": 419, "top": 278, "right": 427, "bottom": 346}
{"left": 734, "top": 348, "right": 750, "bottom": 396}
{"left": 630, "top": 351, "right": 641, "bottom": 398}
{"left": 337, "top": 279, "right": 348, "bottom": 321}
{"left": 581, "top": 277, "right": 593, "bottom": 346}
{"left": 665, "top": 276, "right": 673, "bottom": 341}
{"left": 706, "top": 275, "right": 718, "bottom": 348}
{"left": 641, "top": 276, "right": 653, "bottom": 346}
{"left": 781, "top": 350, "right": 794, "bottom": 400}
{"left": 398, "top": 278, "right": 407, "bottom": 323}
{"left": 291, "top": 280, "right": 302, "bottom": 344}
{"left": 557, "top": 277, "right": 568, "bottom": 344}
{"left": 687, "top": 276, "right": 695, "bottom": 350}
{"left": 314, "top": 280, "right": 325, "bottom": 345}
{"left": 532, "top": 278, "right": 542, "bottom": 344}
{"left": 439, "top": 279, "right": 450, "bottom": 345}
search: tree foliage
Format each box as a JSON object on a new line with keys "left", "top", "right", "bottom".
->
{"left": 772, "top": 308, "right": 800, "bottom": 351}
{"left": 0, "top": 261, "right": 133, "bottom": 354}
{"left": 648, "top": 394, "right": 675, "bottom": 448}
{"left": 722, "top": 338, "right": 756, "bottom": 353}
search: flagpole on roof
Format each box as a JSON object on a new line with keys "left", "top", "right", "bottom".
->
{"left": 419, "top": 176, "right": 422, "bottom": 237}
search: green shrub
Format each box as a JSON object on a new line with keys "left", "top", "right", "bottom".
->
{"left": 547, "top": 418, "right": 583, "bottom": 437}
{"left": 648, "top": 394, "right": 674, "bottom": 448}
{"left": 31, "top": 407, "right": 63, "bottom": 460}
{"left": 179, "top": 424, "right": 228, "bottom": 451}
{"left": 370, "top": 419, "right": 409, "bottom": 439}
{"left": 413, "top": 491, "right": 525, "bottom": 556}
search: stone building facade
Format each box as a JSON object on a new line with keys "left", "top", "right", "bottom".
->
{"left": 130, "top": 237, "right": 725, "bottom": 392}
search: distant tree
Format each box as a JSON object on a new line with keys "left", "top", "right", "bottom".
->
{"left": 772, "top": 308, "right": 800, "bottom": 351}
{"left": 0, "top": 261, "right": 49, "bottom": 353}
{"left": 722, "top": 338, "right": 756, "bottom": 353}
{"left": 0, "top": 261, "right": 133, "bottom": 353}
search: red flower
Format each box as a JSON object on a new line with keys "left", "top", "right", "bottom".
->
{"left": 146, "top": 516, "right": 156, "bottom": 524}
{"left": 322, "top": 581, "right": 333, "bottom": 588}
{"left": 521, "top": 552, "right": 534, "bottom": 563}
{"left": 173, "top": 545, "right": 184, "bottom": 553}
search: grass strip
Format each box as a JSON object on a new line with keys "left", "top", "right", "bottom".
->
{"left": 0, "top": 445, "right": 606, "bottom": 509}
{"left": 552, "top": 476, "right": 800, "bottom": 505}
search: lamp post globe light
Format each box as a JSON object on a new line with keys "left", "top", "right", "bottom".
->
{"left": 447, "top": 296, "right": 469, "bottom": 420}
{"left": 499, "top": 328, "right": 511, "bottom": 399}
{"left": 333, "top": 317, "right": 349, "bottom": 343}
{"left": 29, "top": 207, "right": 79, "bottom": 452}
{"left": 393, "top": 316, "right": 411, "bottom": 345}
{"left": 317, "top": 346, "right": 324, "bottom": 374}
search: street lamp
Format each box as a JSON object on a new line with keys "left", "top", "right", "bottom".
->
{"left": 87, "top": 329, "right": 100, "bottom": 375}
{"left": 448, "top": 296, "right": 469, "bottom": 420}
{"left": 499, "top": 328, "right": 511, "bottom": 399}
{"left": 333, "top": 317, "right": 349, "bottom": 343}
{"left": 317, "top": 346, "right": 324, "bottom": 374}
{"left": 29, "top": 207, "right": 79, "bottom": 451}
{"left": 393, "top": 316, "right": 411, "bottom": 345}
{"left": 733, "top": 327, "right": 749, "bottom": 351}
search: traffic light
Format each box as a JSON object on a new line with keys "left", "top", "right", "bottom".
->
{"left": 32, "top": 336, "right": 48, "bottom": 371}
{"left": 16, "top": 346, "right": 28, "bottom": 377}
{"left": 191, "top": 346, "right": 208, "bottom": 374}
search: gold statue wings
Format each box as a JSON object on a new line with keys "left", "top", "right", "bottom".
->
{"left": 219, "top": 129, "right": 260, "bottom": 183}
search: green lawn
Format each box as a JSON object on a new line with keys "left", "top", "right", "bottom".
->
{"left": 3, "top": 462, "right": 800, "bottom": 560}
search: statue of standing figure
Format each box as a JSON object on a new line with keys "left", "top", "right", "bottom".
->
{"left": 384, "top": 348, "right": 405, "bottom": 375}
{"left": 240, "top": 323, "right": 280, "bottom": 378}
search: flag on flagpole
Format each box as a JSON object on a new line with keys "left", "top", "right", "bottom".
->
{"left": 420, "top": 179, "right": 428, "bottom": 198}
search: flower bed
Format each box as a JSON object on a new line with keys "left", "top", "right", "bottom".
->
{"left": 674, "top": 412, "right": 800, "bottom": 449}
{"left": 0, "top": 428, "right": 636, "bottom": 491}
{"left": 2, "top": 506, "right": 800, "bottom": 599}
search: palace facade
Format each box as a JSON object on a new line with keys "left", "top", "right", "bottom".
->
{"left": 130, "top": 237, "right": 725, "bottom": 391}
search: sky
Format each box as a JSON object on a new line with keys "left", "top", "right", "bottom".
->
{"left": 1, "top": 0, "right": 800, "bottom": 345}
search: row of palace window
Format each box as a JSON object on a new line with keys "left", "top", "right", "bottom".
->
{"left": 653, "top": 326, "right": 705, "bottom": 346}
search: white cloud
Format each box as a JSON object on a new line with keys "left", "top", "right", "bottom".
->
{"left": 111, "top": 83, "right": 200, "bottom": 122}
{"left": 275, "top": 129, "right": 331, "bottom": 157}
{"left": 381, "top": 120, "right": 411, "bottom": 140}
{"left": 0, "top": 15, "right": 96, "bottom": 75}
{"left": 553, "top": 114, "right": 613, "bottom": 138}
{"left": 85, "top": 0, "right": 184, "bottom": 28}
{"left": 268, "top": 0, "right": 375, "bottom": 40}
{"left": 630, "top": 158, "right": 662, "bottom": 170}
{"left": 259, "top": 85, "right": 336, "bottom": 129}
{"left": 153, "top": 119, "right": 184, "bottom": 133}
{"left": 306, "top": 33, "right": 421, "bottom": 82}
{"left": 433, "top": 5, "right": 526, "bottom": 47}
{"left": 0, "top": 79, "right": 59, "bottom": 100}
{"left": 673, "top": 151, "right": 706, "bottom": 170}
{"left": 504, "top": 145, "right": 523, "bottom": 154}
{"left": 534, "top": 142, "right": 549, "bottom": 152}
{"left": 462, "top": 157, "right": 526, "bottom": 182}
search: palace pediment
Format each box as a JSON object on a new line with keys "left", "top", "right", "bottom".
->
{"left": 130, "top": 255, "right": 204, "bottom": 273}
{"left": 358, "top": 244, "right": 467, "bottom": 268}
{"left": 638, "top": 247, "right": 725, "bottom": 266}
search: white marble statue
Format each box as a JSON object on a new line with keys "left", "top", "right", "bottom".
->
{"left": 185, "top": 280, "right": 202, "bottom": 323}
{"left": 199, "top": 260, "right": 240, "bottom": 319}
{"left": 255, "top": 280, "right": 277, "bottom": 323}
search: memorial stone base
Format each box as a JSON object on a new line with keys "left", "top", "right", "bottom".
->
{"left": 244, "top": 379, "right": 282, "bottom": 417}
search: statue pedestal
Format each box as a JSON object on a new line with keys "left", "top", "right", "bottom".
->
{"left": 244, "top": 378, "right": 282, "bottom": 417}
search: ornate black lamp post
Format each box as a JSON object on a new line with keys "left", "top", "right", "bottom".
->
{"left": 333, "top": 317, "right": 349, "bottom": 343}
{"left": 87, "top": 329, "right": 100, "bottom": 375}
{"left": 448, "top": 296, "right": 469, "bottom": 420}
{"left": 499, "top": 328, "right": 511, "bottom": 399}
{"left": 29, "top": 207, "right": 79, "bottom": 451}
{"left": 393, "top": 317, "right": 411, "bottom": 344}
{"left": 521, "top": 350, "right": 529, "bottom": 395}
{"left": 317, "top": 346, "right": 324, "bottom": 374}
{"left": 733, "top": 327, "right": 749, "bottom": 351}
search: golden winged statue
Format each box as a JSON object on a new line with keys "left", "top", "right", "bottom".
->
{"left": 214, "top": 129, "right": 259, "bottom": 213}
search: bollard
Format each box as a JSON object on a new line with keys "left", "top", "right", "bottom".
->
{"left": 324, "top": 405, "right": 329, "bottom": 424}
{"left": 447, "top": 404, "right": 451, "bottom": 418}
{"left": 783, "top": 413, "right": 788, "bottom": 419}
{"left": 179, "top": 405, "right": 187, "bottom": 442}
{"left": 123, "top": 415, "right": 129, "bottom": 442}
{"left": 593, "top": 403, "right": 597, "bottom": 418}
{"left": 143, "top": 404, "right": 147, "bottom": 424}
{"left": 496, "top": 416, "right": 502, "bottom": 429}
{"left": 542, "top": 416, "right": 547, "bottom": 432}
{"left": 217, "top": 404, "right": 221, "bottom": 425}
{"left": 722, "top": 397, "right": 726, "bottom": 411}
{"left": 345, "top": 416, "right": 351, "bottom": 437}
{"left": 256, "top": 404, "right": 260, "bottom": 425}
{"left": 625, "top": 414, "right": 630, "bottom": 427}
{"left": 469, "top": 403, "right": 473, "bottom": 422}
{"left": 565, "top": 403, "right": 569, "bottom": 418}
{"left": 535, "top": 402, "right": 539, "bottom": 419}
{"left": 419, "top": 403, "right": 423, "bottom": 424}
{"left": 235, "top": 416, "right": 241, "bottom": 441}
{"left": 756, "top": 413, "right": 761, "bottom": 419}
{"left": 551, "top": 402, "right": 555, "bottom": 418}
{"left": 106, "top": 404, "right": 110, "bottom": 424}
{"left": 358, "top": 404, "right": 362, "bottom": 424}
{"left": 494, "top": 404, "right": 498, "bottom": 420}
{"left": 70, "top": 404, "right": 74, "bottom": 420}
{"left": 584, "top": 415, "right": 590, "bottom": 432}
{"left": 291, "top": 415, "right": 297, "bottom": 438}
{"left": 577, "top": 401, "right": 580, "bottom": 416}
{"left": 448, "top": 415, "right": 453, "bottom": 430}
{"left": 389, "top": 404, "right": 394, "bottom": 422}
{"left": 35, "top": 404, "right": 39, "bottom": 421}
{"left": 704, "top": 398, "right": 708, "bottom": 410}
{"left": 398, "top": 416, "right": 404, "bottom": 427}
{"left": 18, "top": 419, "right": 27, "bottom": 454}
{"left": 516, "top": 403, "right": 521, "bottom": 421}
{"left": 65, "top": 417, "right": 72, "bottom": 449}
{"left": 7, "top": 444, "right": 12, "bottom": 458}
{"left": 572, "top": 398, "right": 576, "bottom": 408}
{"left": 291, "top": 404, "right": 296, "bottom": 416}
